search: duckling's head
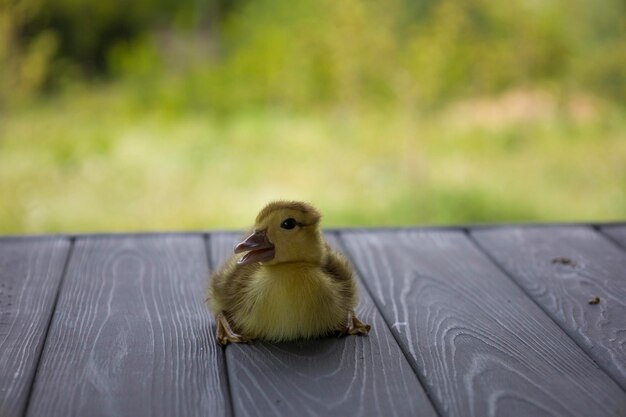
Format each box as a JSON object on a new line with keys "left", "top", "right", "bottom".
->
{"left": 234, "top": 201, "right": 324, "bottom": 265}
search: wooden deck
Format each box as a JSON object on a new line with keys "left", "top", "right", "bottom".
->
{"left": 1, "top": 224, "right": 625, "bottom": 417}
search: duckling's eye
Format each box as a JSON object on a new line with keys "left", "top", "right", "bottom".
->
{"left": 280, "top": 218, "right": 297, "bottom": 230}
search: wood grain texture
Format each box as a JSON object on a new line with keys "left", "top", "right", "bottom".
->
{"left": 209, "top": 232, "right": 437, "bottom": 417}
{"left": 0, "top": 238, "right": 70, "bottom": 417}
{"left": 341, "top": 229, "right": 626, "bottom": 417}
{"left": 471, "top": 226, "right": 626, "bottom": 390}
{"left": 601, "top": 225, "right": 626, "bottom": 250}
{"left": 26, "top": 236, "right": 230, "bottom": 417}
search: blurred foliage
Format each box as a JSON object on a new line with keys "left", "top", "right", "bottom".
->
{"left": 0, "top": 0, "right": 625, "bottom": 232}
{"left": 2, "top": 0, "right": 625, "bottom": 107}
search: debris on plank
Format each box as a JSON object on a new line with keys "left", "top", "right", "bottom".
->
{"left": 552, "top": 257, "right": 576, "bottom": 266}
{"left": 588, "top": 297, "right": 600, "bottom": 305}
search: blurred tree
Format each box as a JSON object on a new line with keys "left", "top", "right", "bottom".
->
{"left": 0, "top": 0, "right": 242, "bottom": 106}
{"left": 0, "top": 0, "right": 56, "bottom": 104}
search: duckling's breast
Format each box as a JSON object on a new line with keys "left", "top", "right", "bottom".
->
{"left": 233, "top": 265, "right": 348, "bottom": 341}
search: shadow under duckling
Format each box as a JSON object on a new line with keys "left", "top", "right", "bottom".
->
{"left": 207, "top": 201, "right": 371, "bottom": 345}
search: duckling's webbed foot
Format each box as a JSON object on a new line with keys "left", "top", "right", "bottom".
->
{"left": 216, "top": 312, "right": 253, "bottom": 345}
{"left": 350, "top": 315, "right": 371, "bottom": 335}
{"left": 338, "top": 311, "right": 371, "bottom": 336}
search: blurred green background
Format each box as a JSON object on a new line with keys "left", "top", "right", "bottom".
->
{"left": 1, "top": 0, "right": 625, "bottom": 233}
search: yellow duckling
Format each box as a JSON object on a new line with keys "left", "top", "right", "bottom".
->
{"left": 207, "top": 201, "right": 370, "bottom": 345}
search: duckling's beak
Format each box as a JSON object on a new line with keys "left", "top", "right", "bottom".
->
{"left": 234, "top": 230, "right": 275, "bottom": 265}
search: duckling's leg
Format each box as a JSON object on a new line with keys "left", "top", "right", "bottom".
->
{"left": 216, "top": 312, "right": 253, "bottom": 345}
{"left": 338, "top": 310, "right": 371, "bottom": 336}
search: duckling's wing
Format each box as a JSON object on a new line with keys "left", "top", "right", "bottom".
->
{"left": 207, "top": 255, "right": 260, "bottom": 314}
{"left": 322, "top": 244, "right": 358, "bottom": 308}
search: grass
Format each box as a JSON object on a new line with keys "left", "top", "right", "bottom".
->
{"left": 1, "top": 85, "right": 625, "bottom": 234}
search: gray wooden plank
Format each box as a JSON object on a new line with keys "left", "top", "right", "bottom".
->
{"left": 341, "top": 229, "right": 626, "bottom": 417}
{"left": 0, "top": 238, "right": 70, "bottom": 417}
{"left": 601, "top": 225, "right": 626, "bottom": 250}
{"left": 26, "top": 236, "right": 230, "bottom": 417}
{"left": 209, "top": 232, "right": 437, "bottom": 417}
{"left": 471, "top": 226, "right": 626, "bottom": 390}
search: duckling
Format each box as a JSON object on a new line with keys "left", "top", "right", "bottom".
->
{"left": 207, "top": 201, "right": 370, "bottom": 345}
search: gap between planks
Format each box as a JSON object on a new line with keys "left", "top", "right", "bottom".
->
{"left": 203, "top": 233, "right": 236, "bottom": 417}
{"left": 595, "top": 225, "right": 626, "bottom": 253}
{"left": 334, "top": 231, "right": 444, "bottom": 417}
{"left": 22, "top": 238, "right": 76, "bottom": 417}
